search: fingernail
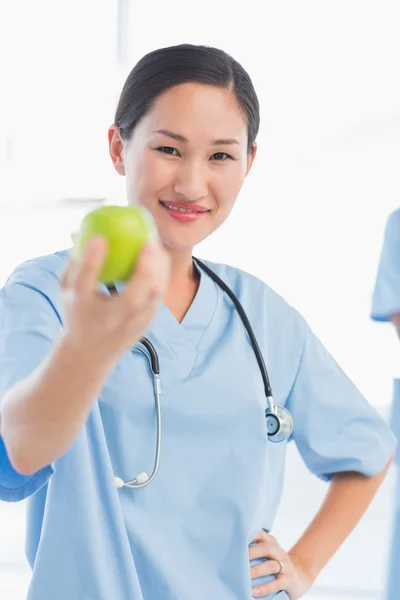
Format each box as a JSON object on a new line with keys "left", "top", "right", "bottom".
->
{"left": 252, "top": 589, "right": 261, "bottom": 597}
{"left": 84, "top": 236, "right": 107, "bottom": 257}
{"left": 88, "top": 236, "right": 106, "bottom": 249}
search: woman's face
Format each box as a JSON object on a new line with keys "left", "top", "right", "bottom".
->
{"left": 109, "top": 82, "right": 256, "bottom": 252}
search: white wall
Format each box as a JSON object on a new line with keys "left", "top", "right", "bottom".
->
{"left": 0, "top": 0, "right": 121, "bottom": 205}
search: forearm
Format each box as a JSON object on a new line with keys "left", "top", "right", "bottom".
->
{"left": 0, "top": 334, "right": 116, "bottom": 475}
{"left": 288, "top": 457, "right": 394, "bottom": 581}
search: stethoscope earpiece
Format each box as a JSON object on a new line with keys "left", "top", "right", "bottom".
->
{"left": 114, "top": 471, "right": 150, "bottom": 489}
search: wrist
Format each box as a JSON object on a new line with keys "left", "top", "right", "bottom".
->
{"left": 57, "top": 331, "right": 119, "bottom": 374}
{"left": 288, "top": 551, "right": 321, "bottom": 584}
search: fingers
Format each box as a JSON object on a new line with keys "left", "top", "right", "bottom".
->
{"left": 120, "top": 243, "right": 170, "bottom": 310}
{"left": 249, "top": 533, "right": 288, "bottom": 598}
{"left": 250, "top": 554, "right": 287, "bottom": 599}
{"left": 252, "top": 530, "right": 271, "bottom": 544}
{"left": 252, "top": 577, "right": 284, "bottom": 597}
{"left": 250, "top": 544, "right": 286, "bottom": 563}
{"left": 249, "top": 534, "right": 286, "bottom": 576}
{"left": 250, "top": 557, "right": 283, "bottom": 579}
{"left": 249, "top": 534, "right": 281, "bottom": 562}
{"left": 63, "top": 237, "right": 108, "bottom": 294}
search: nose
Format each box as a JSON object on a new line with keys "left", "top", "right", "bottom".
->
{"left": 173, "top": 160, "right": 208, "bottom": 202}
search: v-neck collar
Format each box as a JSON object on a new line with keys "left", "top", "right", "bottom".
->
{"left": 150, "top": 260, "right": 218, "bottom": 345}
{"left": 114, "top": 260, "right": 219, "bottom": 373}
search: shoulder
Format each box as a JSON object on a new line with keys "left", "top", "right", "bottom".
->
{"left": 0, "top": 250, "right": 69, "bottom": 330}
{"left": 199, "top": 258, "right": 309, "bottom": 398}
{"left": 199, "top": 258, "right": 307, "bottom": 341}
{"left": 5, "top": 249, "right": 69, "bottom": 289}
{"left": 2, "top": 250, "right": 69, "bottom": 318}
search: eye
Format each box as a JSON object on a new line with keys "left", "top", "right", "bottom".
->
{"left": 156, "top": 146, "right": 180, "bottom": 156}
{"left": 211, "top": 152, "right": 234, "bottom": 161}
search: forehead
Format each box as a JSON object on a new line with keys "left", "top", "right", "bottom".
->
{"left": 141, "top": 83, "right": 248, "bottom": 143}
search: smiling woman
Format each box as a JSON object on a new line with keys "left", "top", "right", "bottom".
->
{"left": 108, "top": 45, "right": 258, "bottom": 261}
{"left": 0, "top": 43, "right": 396, "bottom": 600}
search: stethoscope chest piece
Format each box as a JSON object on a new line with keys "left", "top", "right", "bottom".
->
{"left": 265, "top": 406, "right": 293, "bottom": 443}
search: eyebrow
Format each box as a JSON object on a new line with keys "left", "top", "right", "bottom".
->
{"left": 152, "top": 129, "right": 240, "bottom": 146}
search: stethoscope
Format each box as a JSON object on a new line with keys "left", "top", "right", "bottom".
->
{"left": 108, "top": 258, "right": 293, "bottom": 490}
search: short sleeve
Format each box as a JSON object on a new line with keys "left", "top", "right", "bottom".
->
{"left": 0, "top": 264, "right": 63, "bottom": 502}
{"left": 287, "top": 320, "right": 397, "bottom": 482}
{"left": 371, "top": 210, "right": 400, "bottom": 322}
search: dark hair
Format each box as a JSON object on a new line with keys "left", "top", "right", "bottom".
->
{"left": 114, "top": 44, "right": 260, "bottom": 154}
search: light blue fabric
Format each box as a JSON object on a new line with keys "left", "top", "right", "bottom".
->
{"left": 385, "top": 494, "right": 400, "bottom": 600}
{"left": 384, "top": 380, "right": 400, "bottom": 600}
{"left": 389, "top": 379, "right": 400, "bottom": 464}
{"left": 370, "top": 211, "right": 400, "bottom": 600}
{"left": 371, "top": 209, "right": 400, "bottom": 322}
{"left": 0, "top": 250, "right": 396, "bottom": 600}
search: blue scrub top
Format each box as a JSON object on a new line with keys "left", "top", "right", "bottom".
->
{"left": 371, "top": 209, "right": 400, "bottom": 322}
{"left": 371, "top": 209, "right": 400, "bottom": 468}
{"left": 0, "top": 250, "right": 396, "bottom": 600}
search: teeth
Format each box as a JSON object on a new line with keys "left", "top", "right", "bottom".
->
{"left": 163, "top": 202, "right": 198, "bottom": 213}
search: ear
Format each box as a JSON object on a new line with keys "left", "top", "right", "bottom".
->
{"left": 245, "top": 142, "right": 257, "bottom": 177}
{"left": 108, "top": 125, "right": 126, "bottom": 176}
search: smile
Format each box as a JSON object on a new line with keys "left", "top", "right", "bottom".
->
{"left": 159, "top": 201, "right": 209, "bottom": 214}
{"left": 159, "top": 200, "right": 210, "bottom": 222}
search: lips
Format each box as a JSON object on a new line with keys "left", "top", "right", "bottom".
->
{"left": 159, "top": 200, "right": 209, "bottom": 214}
{"left": 159, "top": 200, "right": 210, "bottom": 223}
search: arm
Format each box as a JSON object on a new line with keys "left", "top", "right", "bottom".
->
{"left": 0, "top": 238, "right": 169, "bottom": 478}
{"left": 250, "top": 457, "right": 393, "bottom": 598}
{"left": 0, "top": 335, "right": 115, "bottom": 476}
{"left": 289, "top": 456, "right": 393, "bottom": 581}
{"left": 251, "top": 314, "right": 397, "bottom": 598}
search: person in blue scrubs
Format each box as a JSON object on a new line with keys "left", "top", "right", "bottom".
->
{"left": 371, "top": 208, "right": 400, "bottom": 600}
{"left": 0, "top": 44, "right": 396, "bottom": 600}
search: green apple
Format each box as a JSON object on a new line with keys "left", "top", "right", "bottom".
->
{"left": 73, "top": 204, "right": 158, "bottom": 284}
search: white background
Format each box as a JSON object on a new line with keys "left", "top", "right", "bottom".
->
{"left": 0, "top": 1, "right": 400, "bottom": 598}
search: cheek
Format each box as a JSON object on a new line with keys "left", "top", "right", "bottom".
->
{"left": 212, "top": 164, "right": 246, "bottom": 206}
{"left": 126, "top": 153, "right": 170, "bottom": 202}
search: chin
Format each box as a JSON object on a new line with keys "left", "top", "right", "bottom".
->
{"left": 161, "top": 238, "right": 199, "bottom": 253}
{"left": 159, "top": 230, "right": 208, "bottom": 253}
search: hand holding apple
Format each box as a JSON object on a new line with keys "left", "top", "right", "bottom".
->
{"left": 73, "top": 204, "right": 159, "bottom": 284}
{"left": 60, "top": 205, "right": 170, "bottom": 363}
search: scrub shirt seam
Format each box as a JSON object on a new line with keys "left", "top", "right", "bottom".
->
{"left": 0, "top": 466, "right": 52, "bottom": 492}
{"left": 286, "top": 317, "right": 308, "bottom": 402}
{"left": 185, "top": 279, "right": 220, "bottom": 379}
{"left": 10, "top": 281, "right": 64, "bottom": 327}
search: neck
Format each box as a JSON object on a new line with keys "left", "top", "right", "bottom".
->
{"left": 165, "top": 246, "right": 197, "bottom": 286}
{"left": 162, "top": 246, "right": 200, "bottom": 322}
